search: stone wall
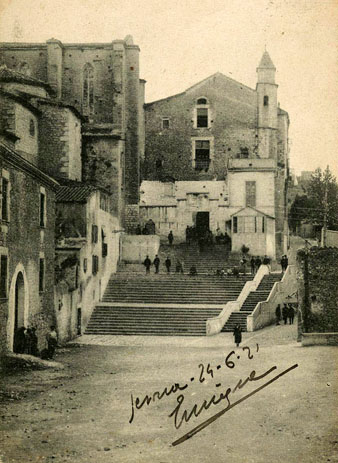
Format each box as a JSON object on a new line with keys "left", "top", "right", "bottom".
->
{"left": 0, "top": 153, "right": 56, "bottom": 356}
{"left": 144, "top": 73, "right": 258, "bottom": 181}
{"left": 38, "top": 103, "right": 82, "bottom": 181}
{"left": 297, "top": 246, "right": 338, "bottom": 333}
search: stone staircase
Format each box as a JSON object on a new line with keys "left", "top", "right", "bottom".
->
{"left": 85, "top": 274, "right": 253, "bottom": 336}
{"left": 118, "top": 243, "right": 242, "bottom": 275}
{"left": 222, "top": 273, "right": 282, "bottom": 332}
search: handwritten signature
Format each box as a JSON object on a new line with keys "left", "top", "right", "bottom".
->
{"left": 128, "top": 343, "right": 298, "bottom": 446}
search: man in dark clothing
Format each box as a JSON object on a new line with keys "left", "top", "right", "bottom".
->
{"left": 288, "top": 303, "right": 295, "bottom": 324}
{"left": 255, "top": 256, "right": 262, "bottom": 272}
{"left": 143, "top": 255, "right": 151, "bottom": 274}
{"left": 281, "top": 255, "right": 289, "bottom": 272}
{"left": 168, "top": 231, "right": 174, "bottom": 245}
{"left": 233, "top": 324, "right": 242, "bottom": 347}
{"left": 189, "top": 265, "right": 197, "bottom": 276}
{"left": 250, "top": 257, "right": 256, "bottom": 275}
{"left": 153, "top": 255, "right": 160, "bottom": 274}
{"left": 186, "top": 226, "right": 191, "bottom": 245}
{"left": 282, "top": 304, "right": 288, "bottom": 325}
{"left": 165, "top": 256, "right": 171, "bottom": 273}
{"left": 176, "top": 260, "right": 184, "bottom": 274}
{"left": 275, "top": 304, "right": 281, "bottom": 325}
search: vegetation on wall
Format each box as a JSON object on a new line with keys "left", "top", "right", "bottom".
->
{"left": 297, "top": 246, "right": 338, "bottom": 333}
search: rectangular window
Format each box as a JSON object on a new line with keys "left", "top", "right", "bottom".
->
{"left": 195, "top": 140, "right": 210, "bottom": 171}
{"left": 233, "top": 216, "right": 238, "bottom": 233}
{"left": 162, "top": 118, "right": 170, "bottom": 129}
{"left": 197, "top": 108, "right": 208, "bottom": 128}
{"left": 92, "top": 255, "right": 99, "bottom": 275}
{"left": 0, "top": 255, "right": 8, "bottom": 298}
{"left": 92, "top": 224, "right": 98, "bottom": 243}
{"left": 102, "top": 242, "right": 108, "bottom": 258}
{"left": 39, "top": 258, "right": 45, "bottom": 292}
{"left": 246, "top": 181, "right": 256, "bottom": 207}
{"left": 1, "top": 178, "right": 9, "bottom": 221}
{"left": 83, "top": 258, "right": 87, "bottom": 273}
{"left": 40, "top": 192, "right": 46, "bottom": 227}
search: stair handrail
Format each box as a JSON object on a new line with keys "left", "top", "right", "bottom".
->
{"left": 206, "top": 265, "right": 270, "bottom": 335}
{"left": 247, "top": 265, "right": 296, "bottom": 331}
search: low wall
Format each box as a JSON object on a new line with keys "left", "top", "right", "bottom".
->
{"left": 206, "top": 265, "right": 269, "bottom": 336}
{"left": 121, "top": 234, "right": 160, "bottom": 263}
{"left": 302, "top": 332, "right": 338, "bottom": 346}
{"left": 247, "top": 265, "right": 297, "bottom": 332}
{"left": 206, "top": 301, "right": 239, "bottom": 336}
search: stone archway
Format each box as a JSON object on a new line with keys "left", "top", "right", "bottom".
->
{"left": 7, "top": 264, "right": 29, "bottom": 351}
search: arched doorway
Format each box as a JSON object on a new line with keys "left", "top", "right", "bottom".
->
{"left": 7, "top": 264, "right": 29, "bottom": 352}
{"left": 14, "top": 272, "right": 25, "bottom": 332}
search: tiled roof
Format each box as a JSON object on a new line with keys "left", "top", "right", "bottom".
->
{"left": 56, "top": 184, "right": 97, "bottom": 202}
{"left": 0, "top": 65, "right": 50, "bottom": 89}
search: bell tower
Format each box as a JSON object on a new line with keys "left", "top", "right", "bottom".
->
{"left": 256, "top": 51, "right": 278, "bottom": 159}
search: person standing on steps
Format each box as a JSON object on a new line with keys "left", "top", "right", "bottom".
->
{"left": 255, "top": 256, "right": 262, "bottom": 273}
{"left": 153, "top": 254, "right": 160, "bottom": 274}
{"left": 250, "top": 256, "right": 256, "bottom": 275}
{"left": 168, "top": 230, "right": 174, "bottom": 246}
{"left": 46, "top": 326, "right": 58, "bottom": 359}
{"left": 288, "top": 303, "right": 295, "bottom": 324}
{"left": 143, "top": 255, "right": 151, "bottom": 274}
{"left": 233, "top": 324, "right": 242, "bottom": 347}
{"left": 282, "top": 303, "right": 288, "bottom": 325}
{"left": 275, "top": 304, "right": 281, "bottom": 325}
{"left": 165, "top": 256, "right": 171, "bottom": 274}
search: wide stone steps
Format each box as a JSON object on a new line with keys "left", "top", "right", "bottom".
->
{"left": 222, "top": 312, "right": 250, "bottom": 332}
{"left": 85, "top": 305, "right": 223, "bottom": 336}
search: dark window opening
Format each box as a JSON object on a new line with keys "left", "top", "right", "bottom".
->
{"left": 92, "top": 255, "right": 99, "bottom": 275}
{"left": 29, "top": 119, "right": 35, "bottom": 137}
{"left": 240, "top": 147, "right": 249, "bottom": 158}
{"left": 92, "top": 224, "right": 98, "bottom": 243}
{"left": 83, "top": 258, "right": 87, "bottom": 273}
{"left": 40, "top": 192, "right": 45, "bottom": 227}
{"left": 162, "top": 118, "right": 170, "bottom": 129}
{"left": 195, "top": 140, "right": 210, "bottom": 171}
{"left": 197, "top": 108, "right": 208, "bottom": 128}
{"left": 264, "top": 95, "right": 269, "bottom": 106}
{"left": 233, "top": 217, "right": 238, "bottom": 234}
{"left": 39, "top": 258, "right": 45, "bottom": 292}
{"left": 155, "top": 158, "right": 163, "bottom": 169}
{"left": 0, "top": 255, "right": 8, "bottom": 298}
{"left": 197, "top": 98, "right": 207, "bottom": 104}
{"left": 1, "top": 178, "right": 9, "bottom": 221}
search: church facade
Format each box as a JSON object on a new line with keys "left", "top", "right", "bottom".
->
{"left": 141, "top": 52, "right": 289, "bottom": 258}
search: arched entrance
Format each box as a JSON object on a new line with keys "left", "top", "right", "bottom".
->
{"left": 7, "top": 264, "right": 29, "bottom": 351}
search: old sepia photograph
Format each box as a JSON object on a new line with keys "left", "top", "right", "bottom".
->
{"left": 0, "top": 0, "right": 337, "bottom": 462}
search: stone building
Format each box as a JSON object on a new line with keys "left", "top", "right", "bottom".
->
{"left": 0, "top": 73, "right": 58, "bottom": 354}
{"left": 141, "top": 51, "right": 289, "bottom": 258}
{"left": 54, "top": 183, "right": 120, "bottom": 343}
{"left": 0, "top": 36, "right": 145, "bottom": 219}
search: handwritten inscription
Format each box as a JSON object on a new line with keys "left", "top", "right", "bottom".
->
{"left": 128, "top": 343, "right": 298, "bottom": 446}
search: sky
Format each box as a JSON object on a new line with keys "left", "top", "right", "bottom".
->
{"left": 0, "top": 0, "right": 337, "bottom": 177}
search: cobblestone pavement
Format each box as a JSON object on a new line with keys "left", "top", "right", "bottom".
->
{"left": 1, "top": 323, "right": 337, "bottom": 463}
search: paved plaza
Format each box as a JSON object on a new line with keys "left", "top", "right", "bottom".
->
{"left": 1, "top": 324, "right": 337, "bottom": 463}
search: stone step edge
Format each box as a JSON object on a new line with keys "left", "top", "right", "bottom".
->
{"left": 96, "top": 302, "right": 225, "bottom": 309}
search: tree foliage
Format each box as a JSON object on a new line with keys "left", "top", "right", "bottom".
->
{"left": 289, "top": 166, "right": 338, "bottom": 231}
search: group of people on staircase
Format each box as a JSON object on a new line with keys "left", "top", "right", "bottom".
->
{"left": 143, "top": 255, "right": 184, "bottom": 274}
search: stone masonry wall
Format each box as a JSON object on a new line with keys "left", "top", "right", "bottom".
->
{"left": 144, "top": 74, "right": 258, "bottom": 181}
{"left": 0, "top": 155, "right": 55, "bottom": 356}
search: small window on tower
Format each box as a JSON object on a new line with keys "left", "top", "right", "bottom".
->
{"left": 162, "top": 118, "right": 170, "bottom": 129}
{"left": 264, "top": 95, "right": 269, "bottom": 106}
{"left": 197, "top": 98, "right": 207, "bottom": 105}
{"left": 29, "top": 119, "right": 35, "bottom": 137}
